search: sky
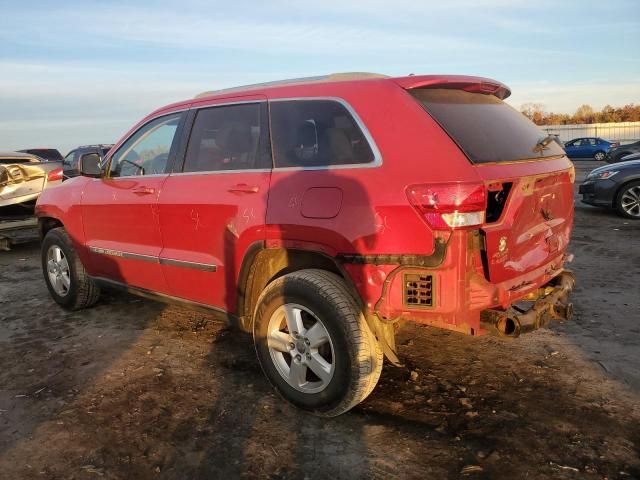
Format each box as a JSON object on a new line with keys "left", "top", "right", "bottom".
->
{"left": 1, "top": 0, "right": 639, "bottom": 155}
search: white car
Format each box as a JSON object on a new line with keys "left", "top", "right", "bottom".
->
{"left": 0, "top": 152, "right": 63, "bottom": 211}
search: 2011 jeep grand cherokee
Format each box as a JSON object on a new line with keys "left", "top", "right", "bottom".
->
{"left": 36, "top": 73, "right": 576, "bottom": 416}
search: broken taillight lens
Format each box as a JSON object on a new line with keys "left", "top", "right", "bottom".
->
{"left": 406, "top": 182, "right": 486, "bottom": 229}
{"left": 47, "top": 168, "right": 63, "bottom": 182}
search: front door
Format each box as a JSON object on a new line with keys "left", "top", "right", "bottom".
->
{"left": 157, "top": 98, "right": 271, "bottom": 311}
{"left": 81, "top": 112, "right": 184, "bottom": 293}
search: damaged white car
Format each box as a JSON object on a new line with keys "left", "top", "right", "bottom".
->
{"left": 0, "top": 151, "right": 63, "bottom": 214}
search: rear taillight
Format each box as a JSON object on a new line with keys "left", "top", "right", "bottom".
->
{"left": 406, "top": 182, "right": 486, "bottom": 229}
{"left": 47, "top": 168, "right": 63, "bottom": 182}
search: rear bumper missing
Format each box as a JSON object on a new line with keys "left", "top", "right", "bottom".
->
{"left": 479, "top": 270, "right": 575, "bottom": 337}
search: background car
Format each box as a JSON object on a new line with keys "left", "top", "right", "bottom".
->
{"left": 579, "top": 158, "right": 640, "bottom": 218}
{"left": 62, "top": 144, "right": 113, "bottom": 179}
{"left": 607, "top": 140, "right": 640, "bottom": 163}
{"left": 564, "top": 137, "right": 617, "bottom": 161}
{"left": 0, "top": 151, "right": 63, "bottom": 215}
{"left": 621, "top": 152, "right": 640, "bottom": 162}
{"left": 17, "top": 148, "right": 63, "bottom": 162}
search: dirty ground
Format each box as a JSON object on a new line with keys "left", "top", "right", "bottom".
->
{"left": 0, "top": 161, "right": 638, "bottom": 479}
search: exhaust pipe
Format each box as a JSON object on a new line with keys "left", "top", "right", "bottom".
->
{"left": 480, "top": 270, "right": 576, "bottom": 337}
{"left": 480, "top": 310, "right": 522, "bottom": 337}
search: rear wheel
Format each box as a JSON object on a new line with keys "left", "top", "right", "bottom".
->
{"left": 253, "top": 269, "right": 383, "bottom": 416}
{"left": 41, "top": 227, "right": 101, "bottom": 309}
{"left": 594, "top": 151, "right": 606, "bottom": 161}
{"left": 615, "top": 181, "right": 640, "bottom": 219}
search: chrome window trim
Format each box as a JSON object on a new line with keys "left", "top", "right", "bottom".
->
{"left": 90, "top": 173, "right": 169, "bottom": 180}
{"left": 191, "top": 99, "right": 267, "bottom": 109}
{"left": 171, "top": 96, "right": 382, "bottom": 176}
{"left": 170, "top": 168, "right": 271, "bottom": 177}
{"left": 88, "top": 246, "right": 217, "bottom": 272}
{"left": 269, "top": 96, "right": 383, "bottom": 171}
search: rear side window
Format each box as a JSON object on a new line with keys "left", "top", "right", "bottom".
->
{"left": 183, "top": 103, "right": 269, "bottom": 172}
{"left": 270, "top": 100, "right": 374, "bottom": 168}
{"left": 411, "top": 89, "right": 565, "bottom": 164}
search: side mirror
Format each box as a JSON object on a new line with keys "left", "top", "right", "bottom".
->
{"left": 79, "top": 153, "right": 102, "bottom": 178}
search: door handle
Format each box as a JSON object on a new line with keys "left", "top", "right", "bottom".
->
{"left": 228, "top": 184, "right": 259, "bottom": 194}
{"left": 132, "top": 187, "right": 155, "bottom": 195}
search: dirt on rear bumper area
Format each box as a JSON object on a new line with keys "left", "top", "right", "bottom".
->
{"left": 0, "top": 161, "right": 639, "bottom": 479}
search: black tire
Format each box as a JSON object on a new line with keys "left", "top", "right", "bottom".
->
{"left": 594, "top": 151, "right": 606, "bottom": 161}
{"left": 41, "top": 227, "right": 101, "bottom": 309}
{"left": 253, "top": 269, "right": 383, "bottom": 417}
{"left": 615, "top": 181, "right": 640, "bottom": 220}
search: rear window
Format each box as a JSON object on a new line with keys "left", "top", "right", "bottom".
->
{"left": 411, "top": 89, "right": 564, "bottom": 164}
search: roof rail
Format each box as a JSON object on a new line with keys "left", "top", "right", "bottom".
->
{"left": 195, "top": 72, "right": 388, "bottom": 98}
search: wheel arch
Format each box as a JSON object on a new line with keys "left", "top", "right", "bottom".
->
{"left": 612, "top": 177, "right": 640, "bottom": 207}
{"left": 237, "top": 243, "right": 362, "bottom": 332}
{"left": 38, "top": 216, "right": 64, "bottom": 240}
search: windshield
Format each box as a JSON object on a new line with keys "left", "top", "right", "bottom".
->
{"left": 411, "top": 89, "right": 565, "bottom": 164}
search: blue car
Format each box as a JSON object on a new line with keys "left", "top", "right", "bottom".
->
{"left": 564, "top": 137, "right": 618, "bottom": 161}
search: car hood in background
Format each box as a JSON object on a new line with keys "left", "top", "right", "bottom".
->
{"left": 589, "top": 158, "right": 640, "bottom": 175}
{"left": 620, "top": 152, "right": 640, "bottom": 162}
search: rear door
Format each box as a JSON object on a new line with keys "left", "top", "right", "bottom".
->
{"left": 157, "top": 96, "right": 271, "bottom": 311}
{"left": 584, "top": 138, "right": 597, "bottom": 156}
{"left": 81, "top": 112, "right": 184, "bottom": 292}
{"left": 410, "top": 88, "right": 574, "bottom": 284}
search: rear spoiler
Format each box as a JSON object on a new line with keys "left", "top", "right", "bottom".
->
{"left": 392, "top": 75, "right": 511, "bottom": 100}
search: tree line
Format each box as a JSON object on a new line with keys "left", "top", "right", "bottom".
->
{"left": 519, "top": 103, "right": 640, "bottom": 125}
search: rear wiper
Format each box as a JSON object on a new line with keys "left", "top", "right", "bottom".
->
{"left": 533, "top": 134, "right": 559, "bottom": 154}
{"left": 536, "top": 134, "right": 555, "bottom": 148}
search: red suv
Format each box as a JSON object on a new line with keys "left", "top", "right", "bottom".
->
{"left": 36, "top": 73, "right": 576, "bottom": 416}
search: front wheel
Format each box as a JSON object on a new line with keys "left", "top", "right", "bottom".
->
{"left": 594, "top": 151, "right": 606, "bottom": 161}
{"left": 253, "top": 269, "right": 383, "bottom": 416}
{"left": 41, "top": 227, "right": 101, "bottom": 309}
{"left": 615, "top": 181, "right": 640, "bottom": 219}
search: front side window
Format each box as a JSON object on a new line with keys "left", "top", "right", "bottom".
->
{"left": 109, "top": 113, "right": 181, "bottom": 177}
{"left": 270, "top": 100, "right": 375, "bottom": 168}
{"left": 183, "top": 103, "right": 268, "bottom": 172}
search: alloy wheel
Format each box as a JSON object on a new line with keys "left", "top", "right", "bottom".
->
{"left": 621, "top": 186, "right": 640, "bottom": 217}
{"left": 266, "top": 303, "right": 335, "bottom": 394}
{"left": 47, "top": 245, "right": 71, "bottom": 296}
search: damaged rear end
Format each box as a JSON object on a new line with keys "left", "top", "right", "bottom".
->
{"left": 388, "top": 80, "right": 576, "bottom": 337}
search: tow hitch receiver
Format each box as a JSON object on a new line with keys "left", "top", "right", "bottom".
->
{"left": 480, "top": 271, "right": 575, "bottom": 337}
